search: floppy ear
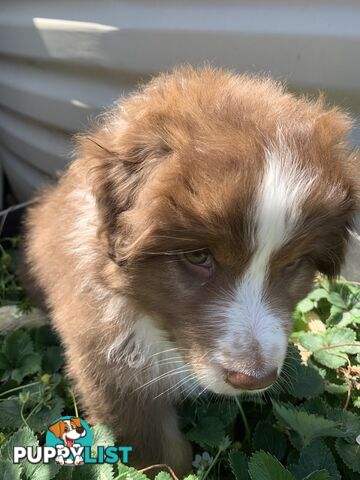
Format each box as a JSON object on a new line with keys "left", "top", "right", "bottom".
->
{"left": 75, "top": 101, "right": 173, "bottom": 265}
{"left": 48, "top": 421, "right": 64, "bottom": 438}
{"left": 313, "top": 107, "right": 353, "bottom": 151}
{"left": 71, "top": 417, "right": 82, "bottom": 428}
{"left": 342, "top": 170, "right": 360, "bottom": 281}
{"left": 311, "top": 108, "right": 360, "bottom": 278}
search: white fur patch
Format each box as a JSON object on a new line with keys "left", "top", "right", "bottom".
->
{"left": 107, "top": 315, "right": 199, "bottom": 399}
{"left": 207, "top": 140, "right": 318, "bottom": 394}
{"left": 66, "top": 188, "right": 99, "bottom": 266}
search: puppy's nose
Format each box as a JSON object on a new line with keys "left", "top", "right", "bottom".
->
{"left": 76, "top": 427, "right": 84, "bottom": 434}
{"left": 225, "top": 369, "right": 278, "bottom": 390}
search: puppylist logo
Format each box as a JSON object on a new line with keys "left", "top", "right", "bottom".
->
{"left": 13, "top": 416, "right": 132, "bottom": 466}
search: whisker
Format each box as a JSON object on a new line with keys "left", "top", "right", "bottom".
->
{"left": 133, "top": 365, "right": 192, "bottom": 392}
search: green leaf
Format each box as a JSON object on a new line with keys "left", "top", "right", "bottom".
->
{"left": 325, "top": 328, "right": 360, "bottom": 354}
{"left": 248, "top": 451, "right": 294, "bottom": 480}
{"left": 301, "top": 398, "right": 328, "bottom": 417}
{"left": 229, "top": 450, "right": 249, "bottom": 480}
{"left": 252, "top": 422, "right": 287, "bottom": 460}
{"left": 335, "top": 438, "right": 360, "bottom": 474}
{"left": 27, "top": 396, "right": 65, "bottom": 433}
{"left": 326, "top": 305, "right": 344, "bottom": 326}
{"left": 290, "top": 364, "right": 324, "bottom": 399}
{"left": 53, "top": 468, "right": 73, "bottom": 480}
{"left": 11, "top": 353, "right": 41, "bottom": 383}
{"left": 299, "top": 334, "right": 324, "bottom": 352}
{"left": 297, "top": 298, "right": 314, "bottom": 313}
{"left": 186, "top": 416, "right": 226, "bottom": 448}
{"left": 75, "top": 464, "right": 114, "bottom": 480}
{"left": 0, "top": 426, "right": 37, "bottom": 461}
{"left": 42, "top": 347, "right": 64, "bottom": 373}
{"left": 23, "top": 462, "right": 60, "bottom": 480}
{"left": 154, "top": 473, "right": 172, "bottom": 480}
{"left": 3, "top": 330, "right": 34, "bottom": 366}
{"left": 324, "top": 379, "right": 349, "bottom": 395}
{"left": 0, "top": 352, "right": 11, "bottom": 370}
{"left": 288, "top": 439, "right": 340, "bottom": 480}
{"left": 308, "top": 289, "right": 329, "bottom": 302}
{"left": 0, "top": 398, "right": 22, "bottom": 430}
{"left": 272, "top": 401, "right": 343, "bottom": 448}
{"left": 1, "top": 427, "right": 60, "bottom": 480}
{"left": 337, "top": 310, "right": 360, "bottom": 327}
{"left": 326, "top": 408, "right": 360, "bottom": 438}
{"left": 282, "top": 344, "right": 324, "bottom": 399}
{"left": 0, "top": 459, "right": 21, "bottom": 480}
{"left": 292, "top": 309, "right": 308, "bottom": 334}
{"left": 91, "top": 424, "right": 115, "bottom": 456}
{"left": 328, "top": 292, "right": 347, "bottom": 310}
{"left": 314, "top": 350, "right": 348, "bottom": 369}
{"left": 352, "top": 392, "right": 360, "bottom": 409}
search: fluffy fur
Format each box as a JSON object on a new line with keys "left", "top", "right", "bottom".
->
{"left": 24, "top": 66, "right": 360, "bottom": 474}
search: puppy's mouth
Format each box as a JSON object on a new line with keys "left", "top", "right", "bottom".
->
{"left": 64, "top": 436, "right": 74, "bottom": 448}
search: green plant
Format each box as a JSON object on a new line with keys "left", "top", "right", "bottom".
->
{"left": 0, "top": 242, "right": 359, "bottom": 479}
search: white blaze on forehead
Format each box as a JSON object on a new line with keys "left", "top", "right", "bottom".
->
{"left": 251, "top": 140, "right": 317, "bottom": 283}
{"left": 213, "top": 141, "right": 317, "bottom": 384}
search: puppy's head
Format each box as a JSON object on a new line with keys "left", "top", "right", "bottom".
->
{"left": 80, "top": 67, "right": 359, "bottom": 395}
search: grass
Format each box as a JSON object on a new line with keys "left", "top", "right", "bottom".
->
{"left": 0, "top": 238, "right": 359, "bottom": 480}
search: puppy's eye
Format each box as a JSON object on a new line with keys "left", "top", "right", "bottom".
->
{"left": 184, "top": 250, "right": 211, "bottom": 266}
{"left": 181, "top": 250, "right": 214, "bottom": 280}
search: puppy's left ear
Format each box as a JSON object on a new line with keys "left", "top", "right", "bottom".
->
{"left": 313, "top": 107, "right": 353, "bottom": 150}
{"left": 342, "top": 149, "right": 360, "bottom": 281}
{"left": 312, "top": 107, "right": 360, "bottom": 277}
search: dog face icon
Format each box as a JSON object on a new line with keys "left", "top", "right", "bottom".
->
{"left": 48, "top": 417, "right": 87, "bottom": 465}
{"left": 48, "top": 417, "right": 86, "bottom": 447}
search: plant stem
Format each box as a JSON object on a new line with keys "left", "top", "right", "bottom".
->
{"left": 0, "top": 381, "right": 40, "bottom": 398}
{"left": 20, "top": 399, "right": 30, "bottom": 429}
{"left": 202, "top": 447, "right": 222, "bottom": 480}
{"left": 70, "top": 389, "right": 79, "bottom": 417}
{"left": 314, "top": 343, "right": 360, "bottom": 353}
{"left": 26, "top": 400, "right": 43, "bottom": 422}
{"left": 235, "top": 396, "right": 250, "bottom": 445}
{"left": 139, "top": 464, "right": 179, "bottom": 480}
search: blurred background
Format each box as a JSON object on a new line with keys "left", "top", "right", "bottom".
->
{"left": 1, "top": 0, "right": 360, "bottom": 205}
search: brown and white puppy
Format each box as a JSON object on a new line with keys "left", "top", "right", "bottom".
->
{"left": 24, "top": 66, "right": 360, "bottom": 475}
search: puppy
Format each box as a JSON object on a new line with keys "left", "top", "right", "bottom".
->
{"left": 48, "top": 417, "right": 86, "bottom": 465}
{"left": 24, "top": 66, "right": 359, "bottom": 475}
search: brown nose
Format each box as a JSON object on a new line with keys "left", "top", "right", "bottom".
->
{"left": 225, "top": 369, "right": 278, "bottom": 390}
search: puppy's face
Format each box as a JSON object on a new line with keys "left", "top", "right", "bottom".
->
{"left": 85, "top": 68, "right": 359, "bottom": 395}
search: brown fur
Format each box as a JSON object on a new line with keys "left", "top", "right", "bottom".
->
{"left": 23, "top": 66, "right": 360, "bottom": 474}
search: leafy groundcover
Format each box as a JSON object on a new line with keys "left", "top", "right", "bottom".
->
{"left": 0, "top": 238, "right": 359, "bottom": 480}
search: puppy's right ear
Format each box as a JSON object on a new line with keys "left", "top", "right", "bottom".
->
{"left": 75, "top": 102, "right": 172, "bottom": 264}
{"left": 48, "top": 421, "right": 63, "bottom": 438}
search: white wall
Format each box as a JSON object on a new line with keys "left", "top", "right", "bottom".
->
{"left": 0, "top": 0, "right": 360, "bottom": 200}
